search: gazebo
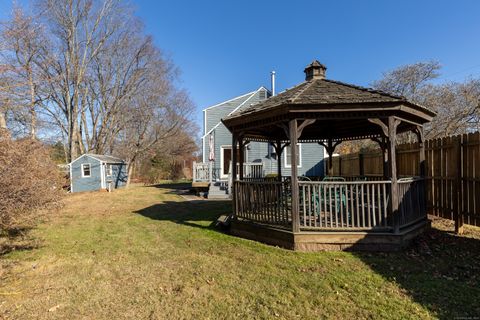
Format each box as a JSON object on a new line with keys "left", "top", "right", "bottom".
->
{"left": 221, "top": 60, "right": 436, "bottom": 251}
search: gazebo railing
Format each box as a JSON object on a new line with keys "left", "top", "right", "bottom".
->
{"left": 398, "top": 177, "right": 427, "bottom": 228}
{"left": 298, "top": 180, "right": 392, "bottom": 230}
{"left": 235, "top": 180, "right": 291, "bottom": 226}
{"left": 234, "top": 177, "right": 428, "bottom": 232}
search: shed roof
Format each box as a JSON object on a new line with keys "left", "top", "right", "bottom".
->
{"left": 70, "top": 153, "right": 125, "bottom": 165}
{"left": 89, "top": 154, "right": 125, "bottom": 163}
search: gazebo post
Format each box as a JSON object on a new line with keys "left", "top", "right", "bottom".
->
{"left": 318, "top": 139, "right": 341, "bottom": 176}
{"left": 415, "top": 126, "right": 426, "bottom": 177}
{"left": 370, "top": 136, "right": 388, "bottom": 179}
{"left": 238, "top": 135, "right": 244, "bottom": 180}
{"left": 275, "top": 139, "right": 283, "bottom": 181}
{"left": 381, "top": 137, "right": 388, "bottom": 179}
{"left": 327, "top": 139, "right": 334, "bottom": 175}
{"left": 289, "top": 119, "right": 300, "bottom": 233}
{"left": 387, "top": 117, "right": 401, "bottom": 233}
{"left": 232, "top": 132, "right": 238, "bottom": 216}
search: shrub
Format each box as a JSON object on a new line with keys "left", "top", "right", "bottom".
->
{"left": 0, "top": 137, "right": 64, "bottom": 235}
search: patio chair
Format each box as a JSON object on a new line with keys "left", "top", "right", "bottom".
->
{"left": 303, "top": 177, "right": 347, "bottom": 220}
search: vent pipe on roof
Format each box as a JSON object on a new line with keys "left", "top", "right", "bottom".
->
{"left": 270, "top": 71, "right": 276, "bottom": 96}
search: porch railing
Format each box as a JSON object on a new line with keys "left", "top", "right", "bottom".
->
{"left": 193, "top": 161, "right": 264, "bottom": 183}
{"left": 192, "top": 161, "right": 212, "bottom": 182}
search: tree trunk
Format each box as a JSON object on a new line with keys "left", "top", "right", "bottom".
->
{"left": 28, "top": 68, "right": 36, "bottom": 139}
{"left": 0, "top": 111, "right": 10, "bottom": 139}
{"left": 68, "top": 112, "right": 79, "bottom": 162}
{"left": 126, "top": 160, "right": 135, "bottom": 187}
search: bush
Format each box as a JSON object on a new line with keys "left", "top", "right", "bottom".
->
{"left": 0, "top": 137, "right": 64, "bottom": 234}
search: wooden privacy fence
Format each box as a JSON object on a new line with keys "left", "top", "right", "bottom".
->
{"left": 331, "top": 131, "right": 480, "bottom": 228}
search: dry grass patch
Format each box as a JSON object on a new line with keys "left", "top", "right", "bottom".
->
{"left": 0, "top": 184, "right": 479, "bottom": 319}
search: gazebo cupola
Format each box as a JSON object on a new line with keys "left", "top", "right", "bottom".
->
{"left": 221, "top": 60, "right": 436, "bottom": 251}
{"left": 304, "top": 60, "right": 327, "bottom": 80}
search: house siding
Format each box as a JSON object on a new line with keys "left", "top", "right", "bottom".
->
{"left": 203, "top": 87, "right": 324, "bottom": 178}
{"left": 204, "top": 88, "right": 268, "bottom": 176}
{"left": 105, "top": 163, "right": 128, "bottom": 188}
{"left": 71, "top": 156, "right": 103, "bottom": 192}
{"left": 247, "top": 142, "right": 324, "bottom": 176}
{"left": 204, "top": 93, "right": 254, "bottom": 134}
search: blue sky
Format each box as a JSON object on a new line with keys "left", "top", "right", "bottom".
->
{"left": 2, "top": 0, "right": 480, "bottom": 128}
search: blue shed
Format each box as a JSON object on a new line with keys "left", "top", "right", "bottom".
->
{"left": 69, "top": 154, "right": 128, "bottom": 193}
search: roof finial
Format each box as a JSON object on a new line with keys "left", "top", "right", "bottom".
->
{"left": 304, "top": 60, "right": 327, "bottom": 81}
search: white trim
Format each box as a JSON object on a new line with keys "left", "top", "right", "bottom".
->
{"left": 106, "top": 164, "right": 113, "bottom": 176}
{"left": 203, "top": 110, "right": 207, "bottom": 136}
{"left": 202, "top": 136, "right": 206, "bottom": 163}
{"left": 202, "top": 87, "right": 267, "bottom": 139}
{"left": 81, "top": 163, "right": 92, "bottom": 178}
{"left": 69, "top": 164, "right": 73, "bottom": 193}
{"left": 100, "top": 163, "right": 106, "bottom": 189}
{"left": 220, "top": 145, "right": 229, "bottom": 179}
{"left": 69, "top": 153, "right": 89, "bottom": 165}
{"left": 219, "top": 144, "right": 249, "bottom": 178}
{"left": 284, "top": 143, "right": 302, "bottom": 168}
{"left": 202, "top": 91, "right": 256, "bottom": 112}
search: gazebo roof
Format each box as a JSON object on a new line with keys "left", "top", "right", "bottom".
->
{"left": 222, "top": 60, "right": 436, "bottom": 142}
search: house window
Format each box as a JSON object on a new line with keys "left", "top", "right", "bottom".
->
{"left": 107, "top": 164, "right": 112, "bottom": 176}
{"left": 285, "top": 144, "right": 302, "bottom": 168}
{"left": 81, "top": 163, "right": 91, "bottom": 177}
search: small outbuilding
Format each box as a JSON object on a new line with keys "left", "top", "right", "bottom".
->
{"left": 69, "top": 154, "right": 128, "bottom": 193}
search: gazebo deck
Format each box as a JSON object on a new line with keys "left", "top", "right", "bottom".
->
{"left": 231, "top": 218, "right": 429, "bottom": 252}
{"left": 231, "top": 177, "right": 428, "bottom": 251}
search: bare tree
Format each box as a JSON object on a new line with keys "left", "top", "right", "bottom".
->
{"left": 82, "top": 28, "right": 159, "bottom": 154}
{"left": 33, "top": 0, "right": 129, "bottom": 160}
{"left": 0, "top": 7, "right": 47, "bottom": 138}
{"left": 117, "top": 83, "right": 194, "bottom": 186}
{"left": 420, "top": 80, "right": 480, "bottom": 138}
{"left": 372, "top": 61, "right": 441, "bottom": 103}
{"left": 372, "top": 61, "right": 480, "bottom": 139}
{"left": 1, "top": 0, "right": 197, "bottom": 183}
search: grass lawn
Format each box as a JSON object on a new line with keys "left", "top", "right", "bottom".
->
{"left": 1, "top": 184, "right": 479, "bottom": 319}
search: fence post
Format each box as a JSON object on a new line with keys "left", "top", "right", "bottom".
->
{"left": 454, "top": 135, "right": 464, "bottom": 234}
